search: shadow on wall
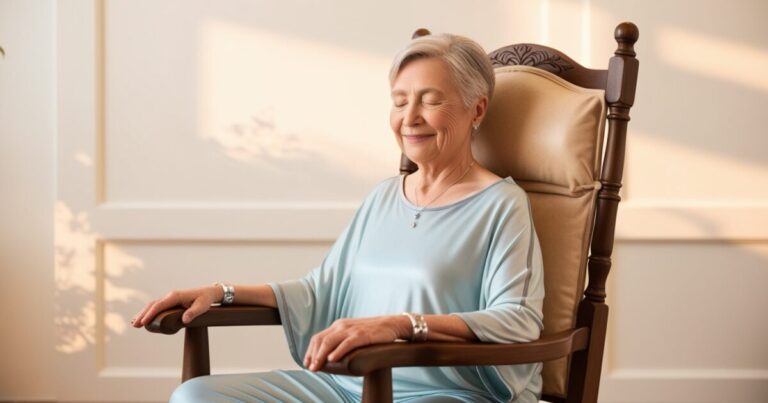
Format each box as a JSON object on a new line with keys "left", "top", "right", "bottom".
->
{"left": 193, "top": 0, "right": 768, "bottom": 204}
{"left": 54, "top": 202, "right": 148, "bottom": 353}
{"left": 647, "top": 24, "right": 768, "bottom": 166}
{"left": 217, "top": 108, "right": 304, "bottom": 162}
{"left": 551, "top": 0, "right": 768, "bottom": 165}
{"left": 591, "top": 0, "right": 768, "bottom": 174}
{"left": 195, "top": 18, "right": 400, "bottom": 198}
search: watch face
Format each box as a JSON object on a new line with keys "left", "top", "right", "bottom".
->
{"left": 222, "top": 284, "right": 235, "bottom": 304}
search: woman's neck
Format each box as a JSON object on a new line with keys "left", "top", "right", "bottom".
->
{"left": 412, "top": 153, "right": 476, "bottom": 196}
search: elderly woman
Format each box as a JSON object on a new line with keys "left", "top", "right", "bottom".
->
{"left": 133, "top": 33, "right": 544, "bottom": 403}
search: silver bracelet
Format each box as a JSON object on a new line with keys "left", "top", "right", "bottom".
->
{"left": 213, "top": 282, "right": 235, "bottom": 305}
{"left": 401, "top": 312, "right": 428, "bottom": 342}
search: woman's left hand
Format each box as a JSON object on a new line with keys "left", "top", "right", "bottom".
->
{"left": 303, "top": 315, "right": 410, "bottom": 371}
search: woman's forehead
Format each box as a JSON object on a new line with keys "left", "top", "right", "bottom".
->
{"left": 391, "top": 58, "right": 455, "bottom": 91}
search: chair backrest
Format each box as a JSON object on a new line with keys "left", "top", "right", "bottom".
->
{"left": 400, "top": 23, "right": 639, "bottom": 400}
{"left": 476, "top": 63, "right": 605, "bottom": 397}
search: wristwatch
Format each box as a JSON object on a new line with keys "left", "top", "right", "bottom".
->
{"left": 213, "top": 282, "right": 235, "bottom": 305}
{"left": 401, "top": 312, "right": 429, "bottom": 342}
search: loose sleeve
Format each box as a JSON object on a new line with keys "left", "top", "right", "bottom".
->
{"left": 267, "top": 188, "right": 377, "bottom": 367}
{"left": 452, "top": 193, "right": 545, "bottom": 343}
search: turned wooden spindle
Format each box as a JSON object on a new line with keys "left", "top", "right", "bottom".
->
{"left": 584, "top": 22, "right": 639, "bottom": 303}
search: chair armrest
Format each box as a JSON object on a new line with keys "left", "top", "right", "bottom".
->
{"left": 322, "top": 327, "right": 589, "bottom": 376}
{"left": 145, "top": 305, "right": 281, "bottom": 335}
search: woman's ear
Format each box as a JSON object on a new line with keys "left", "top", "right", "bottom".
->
{"left": 473, "top": 96, "right": 489, "bottom": 126}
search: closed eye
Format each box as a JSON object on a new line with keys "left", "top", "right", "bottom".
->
{"left": 392, "top": 97, "right": 407, "bottom": 108}
{"left": 422, "top": 96, "right": 444, "bottom": 106}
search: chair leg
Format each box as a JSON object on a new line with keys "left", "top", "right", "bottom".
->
{"left": 567, "top": 301, "right": 609, "bottom": 403}
{"left": 362, "top": 368, "right": 393, "bottom": 403}
{"left": 181, "top": 327, "right": 211, "bottom": 382}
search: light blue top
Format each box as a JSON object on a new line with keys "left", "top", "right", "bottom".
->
{"left": 270, "top": 175, "right": 545, "bottom": 402}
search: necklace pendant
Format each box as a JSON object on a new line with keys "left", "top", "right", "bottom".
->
{"left": 407, "top": 160, "right": 475, "bottom": 229}
{"left": 411, "top": 212, "right": 421, "bottom": 229}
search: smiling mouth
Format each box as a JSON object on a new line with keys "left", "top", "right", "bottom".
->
{"left": 402, "top": 134, "right": 436, "bottom": 143}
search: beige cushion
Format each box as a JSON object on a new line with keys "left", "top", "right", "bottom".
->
{"left": 528, "top": 189, "right": 597, "bottom": 396}
{"left": 473, "top": 65, "right": 606, "bottom": 398}
{"left": 476, "top": 66, "right": 606, "bottom": 193}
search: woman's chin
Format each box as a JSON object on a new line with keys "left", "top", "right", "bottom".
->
{"left": 402, "top": 150, "right": 433, "bottom": 166}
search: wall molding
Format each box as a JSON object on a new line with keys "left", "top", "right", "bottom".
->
{"left": 99, "top": 367, "right": 275, "bottom": 379}
{"left": 618, "top": 201, "right": 768, "bottom": 241}
{"left": 91, "top": 201, "right": 768, "bottom": 241}
{"left": 601, "top": 369, "right": 768, "bottom": 403}
{"left": 608, "top": 368, "right": 768, "bottom": 380}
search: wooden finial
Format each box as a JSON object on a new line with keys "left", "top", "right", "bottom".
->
{"left": 412, "top": 28, "right": 431, "bottom": 39}
{"left": 614, "top": 22, "right": 639, "bottom": 57}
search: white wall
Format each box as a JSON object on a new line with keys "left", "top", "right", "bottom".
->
{"left": 0, "top": 0, "right": 56, "bottom": 400}
{"left": 1, "top": 0, "right": 766, "bottom": 402}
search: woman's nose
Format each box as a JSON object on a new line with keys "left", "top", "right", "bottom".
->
{"left": 403, "top": 103, "right": 422, "bottom": 127}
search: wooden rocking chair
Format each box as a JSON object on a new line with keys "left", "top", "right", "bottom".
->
{"left": 147, "top": 22, "right": 639, "bottom": 403}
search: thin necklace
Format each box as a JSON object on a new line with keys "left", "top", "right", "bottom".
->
{"left": 410, "top": 161, "right": 476, "bottom": 229}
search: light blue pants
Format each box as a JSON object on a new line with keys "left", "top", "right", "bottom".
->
{"left": 170, "top": 370, "right": 498, "bottom": 402}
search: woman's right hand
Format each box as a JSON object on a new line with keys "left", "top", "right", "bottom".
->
{"left": 131, "top": 285, "right": 223, "bottom": 328}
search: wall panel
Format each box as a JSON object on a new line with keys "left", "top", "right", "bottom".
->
{"left": 46, "top": 0, "right": 768, "bottom": 401}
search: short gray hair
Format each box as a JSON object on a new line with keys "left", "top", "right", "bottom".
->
{"left": 389, "top": 33, "right": 495, "bottom": 108}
